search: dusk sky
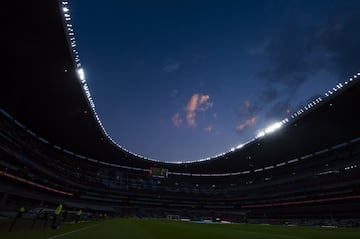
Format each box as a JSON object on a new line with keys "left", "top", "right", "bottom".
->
{"left": 68, "top": 0, "right": 360, "bottom": 162}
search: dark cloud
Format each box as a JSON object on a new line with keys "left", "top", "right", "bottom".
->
{"left": 258, "top": 87, "right": 281, "bottom": 104}
{"left": 264, "top": 98, "right": 292, "bottom": 121}
{"left": 313, "top": 13, "right": 360, "bottom": 78}
{"left": 257, "top": 3, "right": 360, "bottom": 87}
{"left": 234, "top": 87, "right": 283, "bottom": 126}
{"left": 162, "top": 63, "right": 180, "bottom": 73}
{"left": 235, "top": 89, "right": 291, "bottom": 125}
{"left": 250, "top": 2, "right": 360, "bottom": 124}
{"left": 236, "top": 87, "right": 282, "bottom": 117}
{"left": 256, "top": 22, "right": 320, "bottom": 91}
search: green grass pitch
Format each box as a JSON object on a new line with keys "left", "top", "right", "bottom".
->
{"left": 1, "top": 218, "right": 359, "bottom": 239}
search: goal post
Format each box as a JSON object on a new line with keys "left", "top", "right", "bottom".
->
{"left": 167, "top": 215, "right": 180, "bottom": 221}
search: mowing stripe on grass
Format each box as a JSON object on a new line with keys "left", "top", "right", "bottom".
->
{"left": 48, "top": 222, "right": 104, "bottom": 239}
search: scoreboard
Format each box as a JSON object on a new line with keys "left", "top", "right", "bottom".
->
{"left": 149, "top": 166, "right": 168, "bottom": 178}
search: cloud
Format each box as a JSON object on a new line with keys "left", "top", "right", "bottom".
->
{"left": 236, "top": 96, "right": 292, "bottom": 133}
{"left": 254, "top": 24, "right": 318, "bottom": 92}
{"left": 313, "top": 12, "right": 360, "bottom": 77}
{"left": 243, "top": 2, "right": 360, "bottom": 128}
{"left": 236, "top": 99, "right": 261, "bottom": 120}
{"left": 252, "top": 2, "right": 359, "bottom": 92}
{"left": 198, "top": 95, "right": 213, "bottom": 111}
{"left": 162, "top": 63, "right": 180, "bottom": 73}
{"left": 236, "top": 117, "right": 257, "bottom": 133}
{"left": 264, "top": 98, "right": 292, "bottom": 120}
{"left": 204, "top": 125, "right": 213, "bottom": 133}
{"left": 243, "top": 100, "right": 251, "bottom": 110}
{"left": 171, "top": 93, "right": 214, "bottom": 128}
{"left": 186, "top": 110, "right": 197, "bottom": 127}
{"left": 185, "top": 94, "right": 213, "bottom": 127}
{"left": 171, "top": 112, "right": 183, "bottom": 127}
{"left": 246, "top": 39, "right": 270, "bottom": 56}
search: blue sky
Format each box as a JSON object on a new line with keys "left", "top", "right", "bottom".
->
{"left": 68, "top": 0, "right": 360, "bottom": 162}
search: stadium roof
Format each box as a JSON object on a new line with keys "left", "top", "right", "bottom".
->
{"left": 2, "top": 0, "right": 360, "bottom": 173}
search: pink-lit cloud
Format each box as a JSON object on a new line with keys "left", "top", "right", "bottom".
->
{"left": 171, "top": 112, "right": 183, "bottom": 127}
{"left": 204, "top": 125, "right": 214, "bottom": 132}
{"left": 185, "top": 94, "right": 213, "bottom": 127}
{"left": 236, "top": 117, "right": 257, "bottom": 132}
{"left": 171, "top": 93, "right": 214, "bottom": 128}
{"left": 186, "top": 111, "right": 197, "bottom": 127}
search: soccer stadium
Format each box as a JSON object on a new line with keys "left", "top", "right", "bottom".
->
{"left": 1, "top": 1, "right": 360, "bottom": 238}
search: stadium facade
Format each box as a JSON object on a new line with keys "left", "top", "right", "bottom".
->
{"left": 1, "top": 0, "right": 360, "bottom": 226}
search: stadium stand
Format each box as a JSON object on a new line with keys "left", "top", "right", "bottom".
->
{"left": 1, "top": 0, "right": 359, "bottom": 231}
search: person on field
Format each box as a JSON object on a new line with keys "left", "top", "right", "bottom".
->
{"left": 52, "top": 203, "right": 62, "bottom": 229}
{"left": 17, "top": 206, "right": 25, "bottom": 218}
{"left": 75, "top": 209, "right": 82, "bottom": 224}
{"left": 9, "top": 206, "right": 25, "bottom": 231}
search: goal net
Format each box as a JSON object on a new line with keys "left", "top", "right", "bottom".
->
{"left": 167, "top": 215, "right": 181, "bottom": 221}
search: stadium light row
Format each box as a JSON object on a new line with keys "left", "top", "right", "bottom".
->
{"left": 2, "top": 106, "right": 358, "bottom": 180}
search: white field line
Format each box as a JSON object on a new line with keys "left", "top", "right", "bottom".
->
{"left": 48, "top": 222, "right": 105, "bottom": 239}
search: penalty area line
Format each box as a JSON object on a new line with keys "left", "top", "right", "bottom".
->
{"left": 48, "top": 222, "right": 105, "bottom": 239}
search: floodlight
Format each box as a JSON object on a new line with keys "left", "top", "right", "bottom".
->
{"left": 77, "top": 68, "right": 85, "bottom": 82}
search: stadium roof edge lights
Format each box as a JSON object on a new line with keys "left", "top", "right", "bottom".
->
{"left": 2, "top": 106, "right": 359, "bottom": 176}
{"left": 58, "top": 1, "right": 360, "bottom": 164}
